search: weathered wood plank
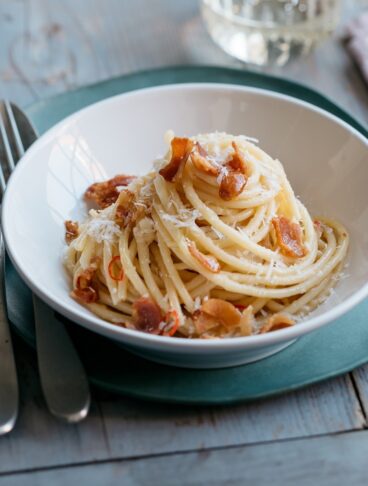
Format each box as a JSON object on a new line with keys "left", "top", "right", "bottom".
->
{"left": 0, "top": 0, "right": 199, "bottom": 107}
{"left": 2, "top": 0, "right": 366, "bottom": 130}
{"left": 3, "top": 429, "right": 368, "bottom": 486}
{"left": 0, "top": 339, "right": 110, "bottom": 475}
{"left": 350, "top": 364, "right": 368, "bottom": 418}
{"left": 0, "top": 337, "right": 364, "bottom": 474}
{"left": 99, "top": 375, "right": 364, "bottom": 459}
{"left": 0, "top": 0, "right": 367, "bottom": 478}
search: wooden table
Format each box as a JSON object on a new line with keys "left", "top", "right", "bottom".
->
{"left": 1, "top": 1, "right": 368, "bottom": 484}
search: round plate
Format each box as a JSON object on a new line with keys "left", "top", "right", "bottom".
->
{"left": 5, "top": 65, "right": 368, "bottom": 402}
{"left": 4, "top": 76, "right": 368, "bottom": 368}
{"left": 6, "top": 252, "right": 368, "bottom": 404}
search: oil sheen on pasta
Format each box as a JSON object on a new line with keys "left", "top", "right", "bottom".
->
{"left": 64, "top": 132, "right": 349, "bottom": 339}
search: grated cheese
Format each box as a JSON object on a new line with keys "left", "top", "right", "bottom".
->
{"left": 161, "top": 205, "right": 201, "bottom": 228}
{"left": 137, "top": 217, "right": 155, "bottom": 235}
{"left": 216, "top": 165, "right": 229, "bottom": 185}
{"left": 139, "top": 179, "right": 154, "bottom": 199}
{"left": 193, "top": 296, "right": 202, "bottom": 310}
{"left": 85, "top": 207, "right": 121, "bottom": 243}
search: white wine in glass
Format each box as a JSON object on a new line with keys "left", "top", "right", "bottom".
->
{"left": 201, "top": 0, "right": 341, "bottom": 66}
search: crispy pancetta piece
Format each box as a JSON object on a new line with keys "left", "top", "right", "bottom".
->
{"left": 191, "top": 143, "right": 219, "bottom": 176}
{"left": 219, "top": 171, "right": 247, "bottom": 201}
{"left": 159, "top": 137, "right": 194, "bottom": 182}
{"left": 227, "top": 142, "right": 248, "bottom": 174}
{"left": 84, "top": 174, "right": 136, "bottom": 208}
{"left": 201, "top": 299, "right": 241, "bottom": 329}
{"left": 187, "top": 240, "right": 221, "bottom": 273}
{"left": 114, "top": 190, "right": 146, "bottom": 228}
{"left": 64, "top": 220, "right": 79, "bottom": 244}
{"left": 115, "top": 190, "right": 135, "bottom": 227}
{"left": 260, "top": 313, "right": 295, "bottom": 334}
{"left": 72, "top": 259, "right": 100, "bottom": 303}
{"left": 132, "top": 297, "right": 163, "bottom": 334}
{"left": 218, "top": 143, "right": 248, "bottom": 200}
{"left": 272, "top": 216, "right": 306, "bottom": 258}
{"left": 193, "top": 299, "right": 241, "bottom": 334}
{"left": 193, "top": 309, "right": 219, "bottom": 335}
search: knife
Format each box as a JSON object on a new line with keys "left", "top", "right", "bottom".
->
{"left": 9, "top": 105, "right": 90, "bottom": 423}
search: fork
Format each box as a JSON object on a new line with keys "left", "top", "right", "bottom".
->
{"left": 0, "top": 101, "right": 91, "bottom": 428}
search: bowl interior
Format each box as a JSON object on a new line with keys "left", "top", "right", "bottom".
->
{"left": 3, "top": 84, "right": 368, "bottom": 346}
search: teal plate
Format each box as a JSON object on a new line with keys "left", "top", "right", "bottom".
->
{"left": 7, "top": 66, "right": 368, "bottom": 405}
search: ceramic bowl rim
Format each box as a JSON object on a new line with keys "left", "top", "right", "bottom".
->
{"left": 3, "top": 82, "right": 368, "bottom": 351}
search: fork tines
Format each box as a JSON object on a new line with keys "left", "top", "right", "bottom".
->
{"left": 0, "top": 101, "right": 26, "bottom": 193}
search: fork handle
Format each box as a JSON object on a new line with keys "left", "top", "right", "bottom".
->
{"left": 33, "top": 295, "right": 90, "bottom": 423}
{"left": 0, "top": 234, "right": 18, "bottom": 434}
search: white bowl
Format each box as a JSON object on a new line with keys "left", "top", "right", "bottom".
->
{"left": 3, "top": 84, "right": 368, "bottom": 368}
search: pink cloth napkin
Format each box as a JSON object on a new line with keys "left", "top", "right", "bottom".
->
{"left": 345, "top": 11, "right": 368, "bottom": 84}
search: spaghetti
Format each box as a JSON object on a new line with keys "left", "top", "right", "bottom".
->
{"left": 64, "top": 132, "right": 349, "bottom": 338}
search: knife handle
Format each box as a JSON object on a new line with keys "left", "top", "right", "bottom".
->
{"left": 0, "top": 235, "right": 18, "bottom": 434}
{"left": 33, "top": 295, "right": 90, "bottom": 423}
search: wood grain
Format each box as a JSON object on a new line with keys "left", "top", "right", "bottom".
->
{"left": 1, "top": 0, "right": 367, "bottom": 126}
{"left": 0, "top": 0, "right": 199, "bottom": 106}
{"left": 350, "top": 364, "right": 368, "bottom": 418}
{"left": 99, "top": 375, "right": 364, "bottom": 459}
{"left": 0, "top": 340, "right": 109, "bottom": 475}
{"left": 0, "top": 338, "right": 364, "bottom": 474}
{"left": 3, "top": 429, "right": 368, "bottom": 486}
{"left": 0, "top": 0, "right": 368, "bottom": 480}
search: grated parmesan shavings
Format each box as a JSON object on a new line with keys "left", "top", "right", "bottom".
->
{"left": 85, "top": 208, "right": 121, "bottom": 243}
{"left": 193, "top": 296, "right": 202, "bottom": 310}
{"left": 161, "top": 203, "right": 201, "bottom": 228}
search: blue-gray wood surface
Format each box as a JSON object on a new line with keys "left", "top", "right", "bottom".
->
{"left": 1, "top": 0, "right": 368, "bottom": 484}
